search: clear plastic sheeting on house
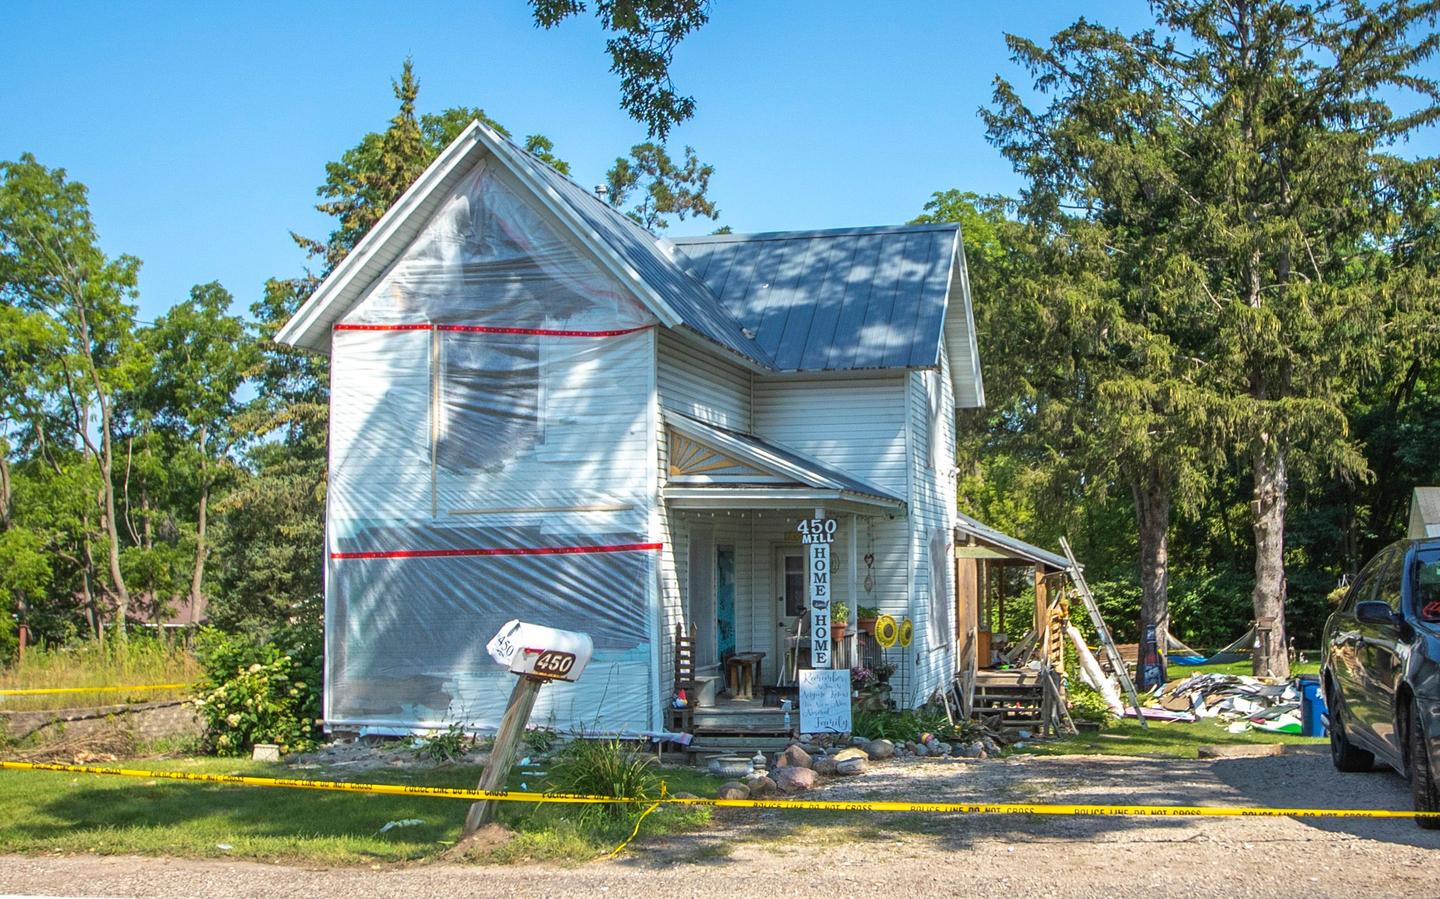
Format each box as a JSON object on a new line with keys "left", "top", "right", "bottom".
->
{"left": 325, "top": 154, "right": 659, "bottom": 735}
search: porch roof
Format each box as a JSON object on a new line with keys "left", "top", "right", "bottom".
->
{"left": 954, "top": 511, "right": 1070, "bottom": 571}
{"left": 663, "top": 412, "right": 906, "bottom": 515}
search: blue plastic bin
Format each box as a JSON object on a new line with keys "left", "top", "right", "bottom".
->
{"left": 1297, "top": 675, "right": 1326, "bottom": 737}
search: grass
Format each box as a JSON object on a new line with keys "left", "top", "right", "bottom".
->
{"left": 0, "top": 752, "right": 724, "bottom": 865}
{"left": 1019, "top": 717, "right": 1325, "bottom": 758}
{"left": 1, "top": 636, "right": 198, "bottom": 711}
{"left": 1168, "top": 658, "right": 1321, "bottom": 678}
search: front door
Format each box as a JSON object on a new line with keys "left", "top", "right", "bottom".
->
{"left": 774, "top": 547, "right": 808, "bottom": 682}
{"left": 689, "top": 526, "right": 717, "bottom": 672}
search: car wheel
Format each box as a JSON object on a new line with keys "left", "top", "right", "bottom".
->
{"left": 1328, "top": 684, "right": 1375, "bottom": 772}
{"left": 1408, "top": 701, "right": 1440, "bottom": 829}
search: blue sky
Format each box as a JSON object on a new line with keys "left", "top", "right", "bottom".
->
{"left": 3, "top": 2, "right": 1435, "bottom": 321}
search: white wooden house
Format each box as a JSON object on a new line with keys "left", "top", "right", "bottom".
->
{"left": 277, "top": 120, "right": 1025, "bottom": 736}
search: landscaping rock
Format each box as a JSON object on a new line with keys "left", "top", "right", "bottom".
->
{"left": 913, "top": 742, "right": 929, "bottom": 757}
{"left": 864, "top": 738, "right": 895, "bottom": 760}
{"left": 934, "top": 742, "right": 952, "bottom": 756}
{"left": 833, "top": 746, "right": 869, "bottom": 762}
{"left": 957, "top": 742, "right": 982, "bottom": 759}
{"left": 716, "top": 781, "right": 750, "bottom": 800}
{"left": 776, "top": 744, "right": 812, "bottom": 770}
{"left": 835, "top": 756, "right": 868, "bottom": 775}
{"left": 812, "top": 756, "right": 839, "bottom": 776}
{"left": 771, "top": 765, "right": 818, "bottom": 793}
{"left": 744, "top": 775, "right": 779, "bottom": 797}
{"left": 672, "top": 792, "right": 700, "bottom": 800}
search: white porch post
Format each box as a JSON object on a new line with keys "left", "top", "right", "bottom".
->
{"left": 848, "top": 513, "right": 859, "bottom": 670}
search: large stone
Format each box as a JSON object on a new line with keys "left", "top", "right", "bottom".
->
{"left": 835, "top": 756, "right": 868, "bottom": 776}
{"left": 957, "top": 742, "right": 982, "bottom": 759}
{"left": 864, "top": 738, "right": 895, "bottom": 760}
{"left": 812, "top": 756, "right": 839, "bottom": 776}
{"left": 934, "top": 742, "right": 953, "bottom": 757}
{"left": 833, "top": 746, "right": 869, "bottom": 762}
{"left": 716, "top": 781, "right": 750, "bottom": 800}
{"left": 775, "top": 744, "right": 813, "bottom": 770}
{"left": 744, "top": 775, "right": 779, "bottom": 797}
{"left": 771, "top": 765, "right": 818, "bottom": 793}
{"left": 912, "top": 742, "right": 929, "bottom": 757}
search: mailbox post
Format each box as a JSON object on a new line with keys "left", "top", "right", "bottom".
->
{"left": 463, "top": 620, "right": 593, "bottom": 834}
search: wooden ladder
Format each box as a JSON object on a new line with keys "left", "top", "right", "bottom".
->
{"left": 1059, "top": 537, "right": 1148, "bottom": 728}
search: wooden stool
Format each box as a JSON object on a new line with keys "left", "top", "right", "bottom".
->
{"left": 725, "top": 652, "right": 765, "bottom": 700}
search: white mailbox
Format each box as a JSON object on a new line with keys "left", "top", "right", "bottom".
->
{"left": 486, "top": 620, "right": 594, "bottom": 683}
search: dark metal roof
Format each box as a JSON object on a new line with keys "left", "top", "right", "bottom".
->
{"left": 668, "top": 225, "right": 959, "bottom": 371}
{"left": 954, "top": 511, "right": 1071, "bottom": 571}
{"left": 493, "top": 133, "right": 769, "bottom": 365}
{"left": 666, "top": 412, "right": 905, "bottom": 506}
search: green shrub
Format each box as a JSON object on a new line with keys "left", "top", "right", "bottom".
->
{"left": 1066, "top": 681, "right": 1117, "bottom": 726}
{"left": 544, "top": 738, "right": 658, "bottom": 826}
{"left": 411, "top": 721, "right": 473, "bottom": 763}
{"left": 193, "top": 624, "right": 321, "bottom": 756}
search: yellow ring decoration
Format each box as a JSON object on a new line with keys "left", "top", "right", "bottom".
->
{"left": 874, "top": 614, "right": 898, "bottom": 649}
{"left": 899, "top": 618, "right": 914, "bottom": 648}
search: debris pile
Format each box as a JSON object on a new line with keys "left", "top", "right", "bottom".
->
{"left": 1146, "top": 673, "right": 1303, "bottom": 733}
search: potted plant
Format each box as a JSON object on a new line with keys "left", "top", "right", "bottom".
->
{"left": 857, "top": 605, "right": 879, "bottom": 635}
{"left": 830, "top": 602, "right": 849, "bottom": 642}
{"left": 872, "top": 659, "right": 896, "bottom": 685}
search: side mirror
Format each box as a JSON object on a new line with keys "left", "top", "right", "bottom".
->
{"left": 1355, "top": 601, "right": 1398, "bottom": 626}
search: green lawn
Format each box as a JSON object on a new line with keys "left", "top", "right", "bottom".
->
{"left": 1166, "top": 659, "right": 1321, "bottom": 678}
{"left": 0, "top": 755, "right": 723, "bottom": 865}
{"left": 1019, "top": 717, "right": 1325, "bottom": 758}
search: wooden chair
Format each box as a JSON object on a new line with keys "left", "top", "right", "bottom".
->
{"left": 668, "top": 623, "right": 699, "bottom": 734}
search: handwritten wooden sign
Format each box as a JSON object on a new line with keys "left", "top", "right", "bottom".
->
{"left": 799, "top": 668, "right": 852, "bottom": 734}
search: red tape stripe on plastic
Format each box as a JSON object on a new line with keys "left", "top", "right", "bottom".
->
{"left": 437, "top": 324, "right": 653, "bottom": 337}
{"left": 332, "top": 324, "right": 653, "bottom": 337}
{"left": 330, "top": 542, "right": 663, "bottom": 560}
{"left": 333, "top": 323, "right": 433, "bottom": 331}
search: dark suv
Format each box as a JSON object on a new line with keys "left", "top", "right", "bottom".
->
{"left": 1322, "top": 536, "right": 1440, "bottom": 827}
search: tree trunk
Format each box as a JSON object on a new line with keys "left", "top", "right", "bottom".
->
{"left": 0, "top": 453, "right": 11, "bottom": 530}
{"left": 1132, "top": 464, "right": 1171, "bottom": 654}
{"left": 189, "top": 430, "right": 209, "bottom": 614}
{"left": 1250, "top": 439, "right": 1290, "bottom": 678}
{"left": 98, "top": 404, "right": 130, "bottom": 638}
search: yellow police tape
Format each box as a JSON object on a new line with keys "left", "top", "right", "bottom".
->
{"left": 0, "top": 760, "right": 1425, "bottom": 819}
{"left": 0, "top": 683, "right": 190, "bottom": 696}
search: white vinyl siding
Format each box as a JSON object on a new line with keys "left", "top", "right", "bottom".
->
{"left": 907, "top": 347, "right": 959, "bottom": 703}
{"left": 751, "top": 374, "right": 909, "bottom": 495}
{"left": 657, "top": 328, "right": 752, "bottom": 429}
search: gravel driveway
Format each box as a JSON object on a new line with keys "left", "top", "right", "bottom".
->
{"left": 4, "top": 746, "right": 1437, "bottom": 898}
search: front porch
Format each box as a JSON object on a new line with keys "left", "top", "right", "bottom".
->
{"left": 660, "top": 411, "right": 910, "bottom": 728}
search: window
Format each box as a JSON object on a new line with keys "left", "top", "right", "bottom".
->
{"left": 1375, "top": 546, "right": 1406, "bottom": 611}
{"left": 436, "top": 332, "right": 541, "bottom": 473}
{"left": 1414, "top": 548, "right": 1440, "bottom": 622}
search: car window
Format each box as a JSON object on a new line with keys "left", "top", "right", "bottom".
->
{"left": 1375, "top": 546, "right": 1406, "bottom": 610}
{"left": 1414, "top": 547, "right": 1440, "bottom": 622}
{"left": 1345, "top": 548, "right": 1391, "bottom": 612}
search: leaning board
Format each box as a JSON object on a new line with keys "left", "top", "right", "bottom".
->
{"left": 799, "top": 668, "right": 852, "bottom": 734}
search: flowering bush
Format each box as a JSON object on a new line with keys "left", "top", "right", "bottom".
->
{"left": 850, "top": 666, "right": 877, "bottom": 690}
{"left": 193, "top": 624, "right": 322, "bottom": 756}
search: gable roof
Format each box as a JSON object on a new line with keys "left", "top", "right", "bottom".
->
{"left": 668, "top": 225, "right": 959, "bottom": 372}
{"left": 276, "top": 120, "right": 984, "bottom": 406}
{"left": 665, "top": 412, "right": 905, "bottom": 508}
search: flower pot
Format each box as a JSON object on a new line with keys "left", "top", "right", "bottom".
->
{"left": 858, "top": 617, "right": 877, "bottom": 636}
{"left": 830, "top": 623, "right": 847, "bottom": 642}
